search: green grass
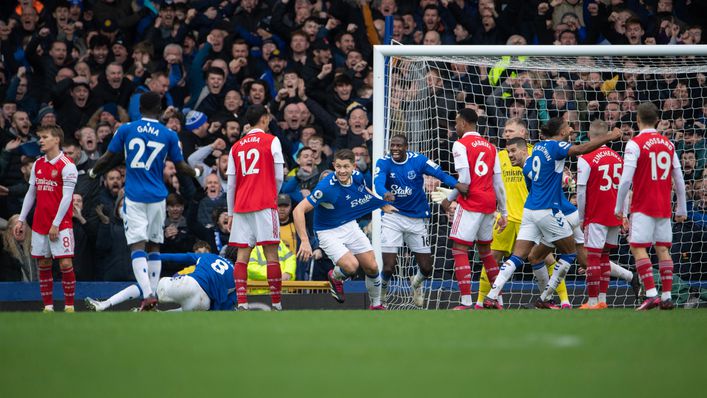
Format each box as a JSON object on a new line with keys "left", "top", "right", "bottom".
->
{"left": 1, "top": 310, "right": 705, "bottom": 398}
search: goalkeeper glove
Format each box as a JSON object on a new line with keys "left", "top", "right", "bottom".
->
{"left": 430, "top": 187, "right": 453, "bottom": 204}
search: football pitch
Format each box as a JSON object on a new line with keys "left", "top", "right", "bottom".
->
{"left": 1, "top": 310, "right": 705, "bottom": 398}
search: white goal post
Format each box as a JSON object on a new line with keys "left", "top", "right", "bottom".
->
{"left": 372, "top": 45, "right": 707, "bottom": 309}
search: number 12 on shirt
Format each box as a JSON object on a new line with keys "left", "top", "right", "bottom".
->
{"left": 238, "top": 149, "right": 260, "bottom": 176}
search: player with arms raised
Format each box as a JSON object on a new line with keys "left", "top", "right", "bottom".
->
{"left": 374, "top": 134, "right": 468, "bottom": 307}
{"left": 226, "top": 104, "right": 285, "bottom": 311}
{"left": 615, "top": 102, "right": 688, "bottom": 310}
{"left": 484, "top": 117, "right": 620, "bottom": 309}
{"left": 577, "top": 120, "right": 625, "bottom": 309}
{"left": 294, "top": 149, "right": 396, "bottom": 309}
{"left": 15, "top": 125, "right": 78, "bottom": 312}
{"left": 439, "top": 108, "right": 507, "bottom": 310}
{"left": 90, "top": 92, "right": 198, "bottom": 311}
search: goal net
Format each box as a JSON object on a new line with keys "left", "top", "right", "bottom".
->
{"left": 372, "top": 45, "right": 707, "bottom": 309}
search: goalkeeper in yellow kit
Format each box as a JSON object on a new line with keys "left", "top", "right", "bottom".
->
{"left": 480, "top": 119, "right": 572, "bottom": 308}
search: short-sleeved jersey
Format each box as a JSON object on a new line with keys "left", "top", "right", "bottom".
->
{"left": 374, "top": 151, "right": 457, "bottom": 219}
{"left": 452, "top": 132, "right": 500, "bottom": 214}
{"left": 524, "top": 140, "right": 572, "bottom": 211}
{"left": 498, "top": 145, "right": 532, "bottom": 223}
{"left": 164, "top": 252, "right": 236, "bottom": 311}
{"left": 227, "top": 129, "right": 284, "bottom": 213}
{"left": 30, "top": 153, "right": 78, "bottom": 234}
{"left": 624, "top": 129, "right": 679, "bottom": 218}
{"left": 307, "top": 171, "right": 388, "bottom": 231}
{"left": 108, "top": 118, "right": 184, "bottom": 203}
{"left": 578, "top": 146, "right": 623, "bottom": 226}
{"left": 523, "top": 158, "right": 576, "bottom": 217}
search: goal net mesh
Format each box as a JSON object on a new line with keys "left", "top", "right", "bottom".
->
{"left": 378, "top": 51, "right": 707, "bottom": 310}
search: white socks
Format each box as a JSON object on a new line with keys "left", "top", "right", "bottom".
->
{"left": 366, "top": 273, "right": 382, "bottom": 306}
{"left": 411, "top": 271, "right": 426, "bottom": 289}
{"left": 532, "top": 264, "right": 549, "bottom": 291}
{"left": 332, "top": 266, "right": 347, "bottom": 281}
{"left": 106, "top": 284, "right": 142, "bottom": 309}
{"left": 488, "top": 260, "right": 517, "bottom": 300}
{"left": 609, "top": 261, "right": 633, "bottom": 282}
{"left": 540, "top": 259, "right": 570, "bottom": 301}
{"left": 147, "top": 253, "right": 162, "bottom": 292}
{"left": 131, "top": 252, "right": 153, "bottom": 298}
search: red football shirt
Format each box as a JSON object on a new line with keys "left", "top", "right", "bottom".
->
{"left": 625, "top": 129, "right": 678, "bottom": 218}
{"left": 577, "top": 146, "right": 623, "bottom": 227}
{"left": 30, "top": 153, "right": 78, "bottom": 234}
{"left": 227, "top": 129, "right": 284, "bottom": 213}
{"left": 452, "top": 132, "right": 500, "bottom": 214}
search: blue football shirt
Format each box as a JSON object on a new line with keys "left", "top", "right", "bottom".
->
{"left": 307, "top": 171, "right": 388, "bottom": 231}
{"left": 374, "top": 151, "right": 458, "bottom": 218}
{"left": 161, "top": 252, "right": 236, "bottom": 311}
{"left": 523, "top": 140, "right": 572, "bottom": 211}
{"left": 523, "top": 159, "right": 577, "bottom": 217}
{"left": 107, "top": 118, "right": 184, "bottom": 203}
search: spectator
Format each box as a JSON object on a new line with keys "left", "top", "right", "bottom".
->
{"left": 71, "top": 193, "right": 95, "bottom": 281}
{"left": 281, "top": 146, "right": 320, "bottom": 204}
{"left": 197, "top": 173, "right": 227, "bottom": 228}
{"left": 0, "top": 214, "right": 34, "bottom": 281}
{"left": 94, "top": 194, "right": 132, "bottom": 281}
{"left": 162, "top": 193, "right": 196, "bottom": 254}
{"left": 92, "top": 63, "right": 134, "bottom": 109}
{"left": 128, "top": 71, "right": 172, "bottom": 121}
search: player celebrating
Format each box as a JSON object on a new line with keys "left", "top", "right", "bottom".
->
{"left": 502, "top": 136, "right": 638, "bottom": 308}
{"left": 374, "top": 134, "right": 469, "bottom": 307}
{"left": 615, "top": 102, "right": 688, "bottom": 310}
{"left": 484, "top": 117, "right": 620, "bottom": 309}
{"left": 226, "top": 104, "right": 285, "bottom": 311}
{"left": 577, "top": 120, "right": 625, "bottom": 309}
{"left": 86, "top": 242, "right": 237, "bottom": 311}
{"left": 439, "top": 108, "right": 508, "bottom": 310}
{"left": 90, "top": 92, "right": 198, "bottom": 311}
{"left": 294, "top": 149, "right": 396, "bottom": 310}
{"left": 14, "top": 125, "right": 78, "bottom": 312}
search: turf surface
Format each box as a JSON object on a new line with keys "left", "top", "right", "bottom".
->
{"left": 1, "top": 310, "right": 705, "bottom": 398}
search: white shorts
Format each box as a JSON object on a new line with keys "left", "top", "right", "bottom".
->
{"left": 517, "top": 208, "right": 573, "bottom": 244}
{"left": 381, "top": 212, "right": 430, "bottom": 254}
{"left": 157, "top": 275, "right": 211, "bottom": 311}
{"left": 629, "top": 212, "right": 672, "bottom": 247}
{"left": 229, "top": 208, "right": 280, "bottom": 248}
{"left": 123, "top": 198, "right": 165, "bottom": 245}
{"left": 317, "top": 221, "right": 373, "bottom": 264}
{"left": 540, "top": 211, "right": 585, "bottom": 247}
{"left": 31, "top": 228, "right": 74, "bottom": 259}
{"left": 584, "top": 223, "right": 620, "bottom": 251}
{"left": 449, "top": 206, "right": 494, "bottom": 245}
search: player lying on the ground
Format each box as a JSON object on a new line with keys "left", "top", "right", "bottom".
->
{"left": 374, "top": 134, "right": 469, "bottom": 307}
{"left": 483, "top": 118, "right": 621, "bottom": 309}
{"left": 294, "top": 149, "right": 397, "bottom": 310}
{"left": 15, "top": 125, "right": 78, "bottom": 312}
{"left": 86, "top": 242, "right": 236, "bottom": 311}
{"left": 439, "top": 108, "right": 508, "bottom": 310}
{"left": 88, "top": 92, "right": 199, "bottom": 311}
{"left": 615, "top": 102, "right": 688, "bottom": 311}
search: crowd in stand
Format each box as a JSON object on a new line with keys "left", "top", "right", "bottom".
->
{"left": 1, "top": 0, "right": 707, "bottom": 283}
